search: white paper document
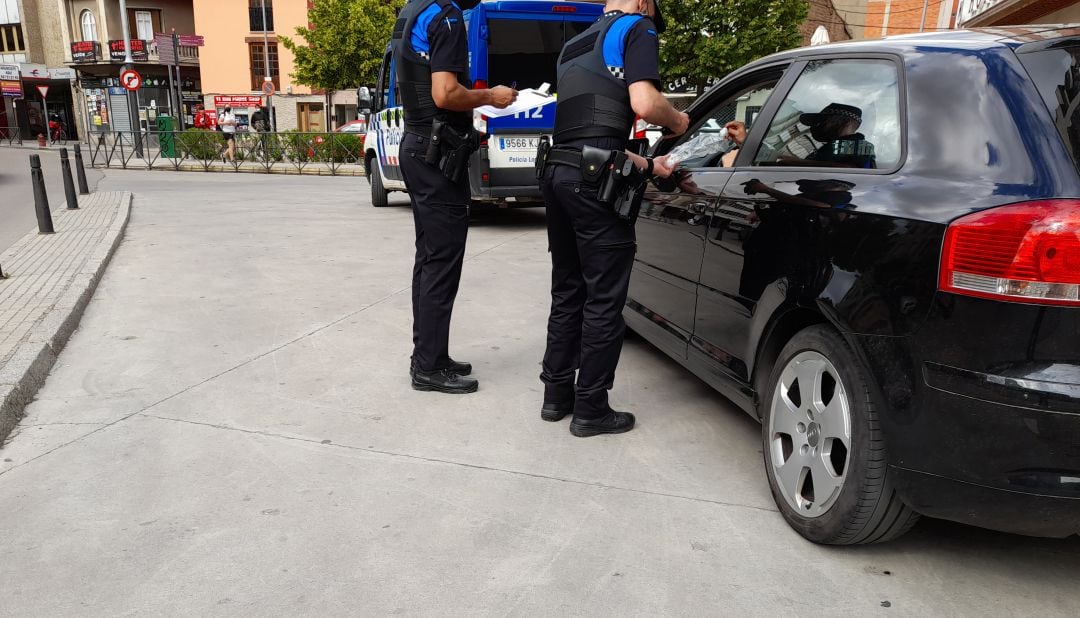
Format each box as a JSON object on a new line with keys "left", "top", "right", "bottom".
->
{"left": 475, "top": 83, "right": 554, "bottom": 118}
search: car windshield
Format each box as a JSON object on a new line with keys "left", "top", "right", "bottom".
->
{"left": 1017, "top": 43, "right": 1080, "bottom": 173}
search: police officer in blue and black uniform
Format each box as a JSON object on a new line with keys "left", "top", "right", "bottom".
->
{"left": 535, "top": 0, "right": 689, "bottom": 436}
{"left": 393, "top": 0, "right": 517, "bottom": 395}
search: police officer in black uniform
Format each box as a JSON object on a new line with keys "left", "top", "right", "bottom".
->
{"left": 393, "top": 0, "right": 517, "bottom": 394}
{"left": 537, "top": 0, "right": 688, "bottom": 436}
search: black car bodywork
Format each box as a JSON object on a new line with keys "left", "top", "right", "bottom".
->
{"left": 628, "top": 27, "right": 1080, "bottom": 538}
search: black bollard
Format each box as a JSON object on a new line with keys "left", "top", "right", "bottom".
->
{"left": 73, "top": 144, "right": 90, "bottom": 194}
{"left": 60, "top": 148, "right": 79, "bottom": 210}
{"left": 30, "top": 154, "right": 55, "bottom": 234}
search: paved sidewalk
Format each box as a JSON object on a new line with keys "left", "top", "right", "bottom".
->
{"left": 0, "top": 191, "right": 131, "bottom": 444}
{"left": 0, "top": 170, "right": 1076, "bottom": 615}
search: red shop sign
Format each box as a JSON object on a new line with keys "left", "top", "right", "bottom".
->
{"left": 213, "top": 95, "right": 263, "bottom": 108}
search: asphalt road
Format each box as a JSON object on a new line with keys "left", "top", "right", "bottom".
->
{"left": 0, "top": 168, "right": 1076, "bottom": 614}
{"left": 0, "top": 146, "right": 104, "bottom": 254}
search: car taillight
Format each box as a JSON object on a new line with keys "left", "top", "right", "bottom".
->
{"left": 633, "top": 115, "right": 647, "bottom": 140}
{"left": 939, "top": 199, "right": 1080, "bottom": 306}
{"left": 552, "top": 5, "right": 576, "bottom": 12}
{"left": 473, "top": 79, "right": 488, "bottom": 90}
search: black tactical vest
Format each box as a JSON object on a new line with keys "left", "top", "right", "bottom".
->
{"left": 392, "top": 0, "right": 473, "bottom": 132}
{"left": 553, "top": 12, "right": 639, "bottom": 147}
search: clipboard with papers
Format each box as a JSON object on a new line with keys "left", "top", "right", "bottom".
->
{"left": 475, "top": 83, "right": 554, "bottom": 118}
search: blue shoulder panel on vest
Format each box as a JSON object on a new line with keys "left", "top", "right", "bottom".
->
{"left": 601, "top": 14, "right": 644, "bottom": 70}
{"left": 410, "top": 2, "right": 446, "bottom": 54}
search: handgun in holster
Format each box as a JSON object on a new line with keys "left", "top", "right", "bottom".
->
{"left": 581, "top": 146, "right": 648, "bottom": 224}
{"left": 425, "top": 118, "right": 481, "bottom": 183}
{"left": 534, "top": 136, "right": 551, "bottom": 180}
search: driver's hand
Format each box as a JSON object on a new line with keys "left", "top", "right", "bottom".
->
{"left": 489, "top": 86, "right": 518, "bottom": 109}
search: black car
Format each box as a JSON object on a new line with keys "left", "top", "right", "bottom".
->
{"left": 628, "top": 26, "right": 1080, "bottom": 544}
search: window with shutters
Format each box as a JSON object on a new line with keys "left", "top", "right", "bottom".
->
{"left": 249, "top": 41, "right": 280, "bottom": 91}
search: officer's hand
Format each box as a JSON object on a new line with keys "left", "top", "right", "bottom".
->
{"left": 652, "top": 154, "right": 676, "bottom": 179}
{"left": 489, "top": 86, "right": 519, "bottom": 109}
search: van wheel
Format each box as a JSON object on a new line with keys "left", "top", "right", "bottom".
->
{"left": 762, "top": 325, "right": 919, "bottom": 544}
{"left": 370, "top": 163, "right": 389, "bottom": 208}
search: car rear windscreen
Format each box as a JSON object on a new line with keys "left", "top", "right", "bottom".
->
{"left": 486, "top": 18, "right": 592, "bottom": 93}
{"left": 1018, "top": 44, "right": 1080, "bottom": 170}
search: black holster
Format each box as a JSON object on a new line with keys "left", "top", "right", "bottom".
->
{"left": 425, "top": 118, "right": 481, "bottom": 183}
{"left": 586, "top": 146, "right": 647, "bottom": 224}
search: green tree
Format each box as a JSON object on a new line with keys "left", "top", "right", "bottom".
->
{"left": 281, "top": 0, "right": 405, "bottom": 92}
{"left": 659, "top": 0, "right": 808, "bottom": 95}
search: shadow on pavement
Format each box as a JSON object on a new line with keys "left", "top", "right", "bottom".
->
{"left": 469, "top": 205, "right": 547, "bottom": 229}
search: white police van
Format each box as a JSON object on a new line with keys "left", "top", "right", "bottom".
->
{"left": 364, "top": 0, "right": 606, "bottom": 207}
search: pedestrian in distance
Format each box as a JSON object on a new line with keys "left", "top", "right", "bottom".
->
{"left": 536, "top": 0, "right": 688, "bottom": 437}
{"left": 219, "top": 105, "right": 238, "bottom": 162}
{"left": 394, "top": 0, "right": 517, "bottom": 394}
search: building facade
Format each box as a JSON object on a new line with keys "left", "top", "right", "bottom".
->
{"left": 61, "top": 0, "right": 203, "bottom": 140}
{"left": 958, "top": 0, "right": 1080, "bottom": 26}
{"left": 1, "top": 0, "right": 78, "bottom": 140}
{"left": 863, "top": 0, "right": 959, "bottom": 37}
{"left": 192, "top": 0, "right": 358, "bottom": 131}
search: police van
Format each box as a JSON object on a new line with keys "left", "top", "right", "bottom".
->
{"left": 364, "top": 0, "right": 608, "bottom": 208}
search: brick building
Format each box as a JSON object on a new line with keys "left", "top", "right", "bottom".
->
{"left": 801, "top": 0, "right": 855, "bottom": 44}
{"left": 863, "top": 0, "right": 959, "bottom": 37}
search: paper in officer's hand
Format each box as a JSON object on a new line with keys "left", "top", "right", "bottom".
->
{"left": 476, "top": 83, "right": 553, "bottom": 118}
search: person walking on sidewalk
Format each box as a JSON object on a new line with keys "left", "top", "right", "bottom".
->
{"left": 219, "top": 106, "right": 238, "bottom": 162}
{"left": 394, "top": 0, "right": 517, "bottom": 394}
{"left": 536, "top": 0, "right": 687, "bottom": 436}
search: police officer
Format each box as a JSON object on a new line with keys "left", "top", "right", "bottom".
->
{"left": 393, "top": 0, "right": 517, "bottom": 394}
{"left": 537, "top": 0, "right": 688, "bottom": 436}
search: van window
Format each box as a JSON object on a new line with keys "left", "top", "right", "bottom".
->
{"left": 753, "top": 59, "right": 901, "bottom": 170}
{"left": 487, "top": 19, "right": 591, "bottom": 92}
{"left": 1017, "top": 45, "right": 1080, "bottom": 173}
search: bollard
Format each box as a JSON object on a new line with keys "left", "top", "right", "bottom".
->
{"left": 73, "top": 144, "right": 90, "bottom": 194}
{"left": 30, "top": 154, "right": 55, "bottom": 234}
{"left": 60, "top": 148, "right": 79, "bottom": 210}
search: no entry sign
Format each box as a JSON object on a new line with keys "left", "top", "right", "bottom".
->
{"left": 120, "top": 69, "right": 142, "bottom": 91}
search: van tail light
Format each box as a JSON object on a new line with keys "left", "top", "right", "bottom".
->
{"left": 633, "top": 115, "right": 647, "bottom": 140}
{"left": 939, "top": 199, "right": 1080, "bottom": 306}
{"left": 473, "top": 79, "right": 488, "bottom": 90}
{"left": 552, "top": 5, "right": 576, "bottom": 12}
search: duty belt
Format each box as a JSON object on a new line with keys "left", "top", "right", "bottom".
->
{"left": 545, "top": 147, "right": 583, "bottom": 169}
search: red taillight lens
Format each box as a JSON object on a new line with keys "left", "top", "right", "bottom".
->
{"left": 633, "top": 115, "right": 647, "bottom": 140}
{"left": 940, "top": 200, "right": 1080, "bottom": 306}
{"left": 473, "top": 79, "right": 488, "bottom": 90}
{"left": 552, "top": 5, "right": 576, "bottom": 12}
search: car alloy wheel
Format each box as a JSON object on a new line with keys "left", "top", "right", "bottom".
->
{"left": 768, "top": 350, "right": 852, "bottom": 518}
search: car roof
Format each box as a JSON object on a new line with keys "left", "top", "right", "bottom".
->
{"left": 744, "top": 24, "right": 1080, "bottom": 69}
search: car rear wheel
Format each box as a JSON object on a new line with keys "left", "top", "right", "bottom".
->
{"left": 762, "top": 325, "right": 919, "bottom": 544}
{"left": 370, "top": 162, "right": 389, "bottom": 208}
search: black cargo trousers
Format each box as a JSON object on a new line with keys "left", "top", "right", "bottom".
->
{"left": 399, "top": 131, "right": 471, "bottom": 373}
{"left": 540, "top": 161, "right": 637, "bottom": 420}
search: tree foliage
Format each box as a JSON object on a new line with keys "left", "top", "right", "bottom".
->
{"left": 659, "top": 0, "right": 808, "bottom": 95}
{"left": 281, "top": 0, "right": 405, "bottom": 91}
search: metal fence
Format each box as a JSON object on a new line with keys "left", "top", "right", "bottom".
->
{"left": 0, "top": 124, "right": 80, "bottom": 147}
{"left": 84, "top": 130, "right": 367, "bottom": 176}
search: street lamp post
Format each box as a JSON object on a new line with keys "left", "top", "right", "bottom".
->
{"left": 118, "top": 0, "right": 143, "bottom": 155}
{"left": 262, "top": 0, "right": 276, "bottom": 131}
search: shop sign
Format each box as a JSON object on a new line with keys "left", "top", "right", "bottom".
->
{"left": 71, "top": 41, "right": 101, "bottom": 63}
{"left": 50, "top": 68, "right": 76, "bottom": 80}
{"left": 109, "top": 39, "right": 149, "bottom": 61}
{"left": 178, "top": 35, "right": 205, "bottom": 47}
{"left": 19, "top": 63, "right": 48, "bottom": 80}
{"left": 1, "top": 80, "right": 21, "bottom": 97}
{"left": 214, "top": 95, "right": 263, "bottom": 107}
{"left": 0, "top": 63, "right": 18, "bottom": 81}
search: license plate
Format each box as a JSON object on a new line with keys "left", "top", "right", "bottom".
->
{"left": 498, "top": 137, "right": 539, "bottom": 151}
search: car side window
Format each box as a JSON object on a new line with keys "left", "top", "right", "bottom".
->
{"left": 666, "top": 81, "right": 778, "bottom": 169}
{"left": 752, "top": 59, "right": 901, "bottom": 170}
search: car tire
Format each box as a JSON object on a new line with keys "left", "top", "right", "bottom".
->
{"left": 761, "top": 324, "right": 919, "bottom": 544}
{"left": 370, "top": 162, "right": 389, "bottom": 208}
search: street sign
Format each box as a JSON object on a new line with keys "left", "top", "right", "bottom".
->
{"left": 36, "top": 85, "right": 49, "bottom": 99}
{"left": 178, "top": 34, "right": 205, "bottom": 47}
{"left": 120, "top": 69, "right": 142, "bottom": 91}
{"left": 261, "top": 81, "right": 276, "bottom": 96}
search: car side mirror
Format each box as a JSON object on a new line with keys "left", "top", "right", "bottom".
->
{"left": 627, "top": 137, "right": 650, "bottom": 157}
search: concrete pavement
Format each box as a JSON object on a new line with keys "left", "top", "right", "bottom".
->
{"left": 0, "top": 169, "right": 1077, "bottom": 615}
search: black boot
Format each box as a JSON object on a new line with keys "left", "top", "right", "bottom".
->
{"left": 569, "top": 411, "right": 635, "bottom": 437}
{"left": 540, "top": 400, "right": 574, "bottom": 422}
{"left": 412, "top": 369, "right": 478, "bottom": 394}
{"left": 410, "top": 357, "right": 472, "bottom": 377}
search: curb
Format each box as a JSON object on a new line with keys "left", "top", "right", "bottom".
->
{"left": 0, "top": 192, "right": 133, "bottom": 447}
